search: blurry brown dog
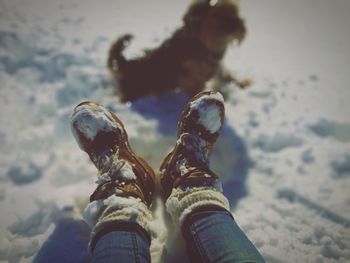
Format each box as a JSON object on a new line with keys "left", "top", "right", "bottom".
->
{"left": 108, "top": 0, "right": 248, "bottom": 102}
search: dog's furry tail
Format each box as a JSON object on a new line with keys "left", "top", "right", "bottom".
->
{"left": 107, "top": 34, "right": 133, "bottom": 73}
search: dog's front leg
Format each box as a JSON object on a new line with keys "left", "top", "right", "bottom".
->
{"left": 212, "top": 65, "right": 252, "bottom": 96}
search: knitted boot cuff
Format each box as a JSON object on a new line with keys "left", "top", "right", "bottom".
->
{"left": 165, "top": 186, "right": 230, "bottom": 226}
{"left": 83, "top": 195, "right": 153, "bottom": 237}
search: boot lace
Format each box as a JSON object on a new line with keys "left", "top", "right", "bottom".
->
{"left": 94, "top": 148, "right": 131, "bottom": 186}
{"left": 173, "top": 133, "right": 211, "bottom": 177}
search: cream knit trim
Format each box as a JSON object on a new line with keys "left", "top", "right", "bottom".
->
{"left": 165, "top": 186, "right": 230, "bottom": 226}
{"left": 83, "top": 195, "right": 152, "bottom": 235}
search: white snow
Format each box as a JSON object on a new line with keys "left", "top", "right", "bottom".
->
{"left": 115, "top": 161, "right": 137, "bottom": 181}
{"left": 1, "top": 0, "right": 350, "bottom": 262}
{"left": 99, "top": 157, "right": 138, "bottom": 183}
{"left": 309, "top": 118, "right": 350, "bottom": 143}
{"left": 253, "top": 133, "right": 303, "bottom": 152}
{"left": 95, "top": 173, "right": 111, "bottom": 185}
{"left": 71, "top": 104, "right": 120, "bottom": 148}
{"left": 198, "top": 104, "right": 222, "bottom": 133}
{"left": 189, "top": 92, "right": 224, "bottom": 134}
{"left": 331, "top": 154, "right": 350, "bottom": 178}
{"left": 102, "top": 195, "right": 142, "bottom": 210}
{"left": 83, "top": 200, "right": 104, "bottom": 228}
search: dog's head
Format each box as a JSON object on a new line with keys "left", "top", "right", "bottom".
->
{"left": 183, "top": 0, "right": 246, "bottom": 52}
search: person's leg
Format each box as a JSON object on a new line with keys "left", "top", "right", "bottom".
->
{"left": 183, "top": 206, "right": 264, "bottom": 262}
{"left": 85, "top": 197, "right": 152, "bottom": 263}
{"left": 90, "top": 224, "right": 151, "bottom": 263}
{"left": 71, "top": 101, "right": 155, "bottom": 263}
{"left": 160, "top": 91, "right": 265, "bottom": 262}
{"left": 167, "top": 188, "right": 264, "bottom": 263}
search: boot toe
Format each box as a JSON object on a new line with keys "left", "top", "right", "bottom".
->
{"left": 179, "top": 91, "right": 225, "bottom": 142}
{"left": 71, "top": 102, "right": 122, "bottom": 151}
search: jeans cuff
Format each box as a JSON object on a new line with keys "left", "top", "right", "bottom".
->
{"left": 89, "top": 221, "right": 151, "bottom": 253}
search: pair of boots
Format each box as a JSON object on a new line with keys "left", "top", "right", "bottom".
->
{"left": 71, "top": 91, "right": 230, "bottom": 251}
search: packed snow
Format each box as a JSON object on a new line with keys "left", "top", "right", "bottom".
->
{"left": 71, "top": 103, "right": 120, "bottom": 144}
{"left": 189, "top": 92, "right": 224, "bottom": 134}
{"left": 0, "top": 0, "right": 350, "bottom": 262}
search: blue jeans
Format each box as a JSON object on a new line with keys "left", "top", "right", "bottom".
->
{"left": 91, "top": 208, "right": 265, "bottom": 263}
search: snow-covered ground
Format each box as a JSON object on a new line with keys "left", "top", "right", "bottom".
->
{"left": 0, "top": 0, "right": 350, "bottom": 262}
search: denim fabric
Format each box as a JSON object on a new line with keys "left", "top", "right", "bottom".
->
{"left": 91, "top": 210, "right": 264, "bottom": 263}
{"left": 183, "top": 209, "right": 265, "bottom": 263}
{"left": 91, "top": 230, "right": 151, "bottom": 263}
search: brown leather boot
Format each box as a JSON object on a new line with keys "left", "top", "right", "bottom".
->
{"left": 160, "top": 91, "right": 225, "bottom": 200}
{"left": 71, "top": 101, "right": 155, "bottom": 207}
